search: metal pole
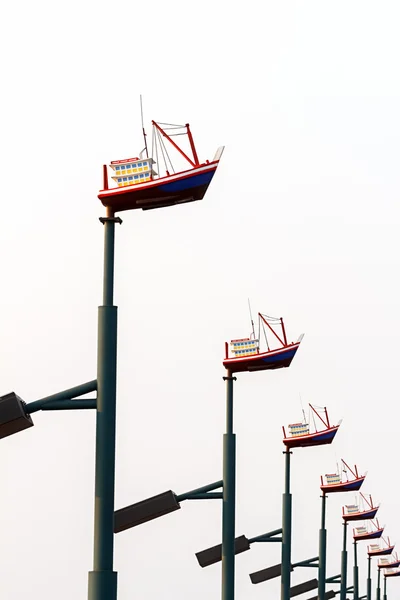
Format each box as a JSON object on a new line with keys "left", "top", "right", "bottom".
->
{"left": 376, "top": 566, "right": 381, "bottom": 600}
{"left": 318, "top": 493, "right": 327, "bottom": 600}
{"left": 367, "top": 556, "right": 372, "bottom": 600}
{"left": 222, "top": 371, "right": 236, "bottom": 600}
{"left": 340, "top": 521, "right": 348, "bottom": 600}
{"left": 353, "top": 540, "right": 359, "bottom": 600}
{"left": 88, "top": 213, "right": 119, "bottom": 600}
{"left": 382, "top": 574, "right": 387, "bottom": 600}
{"left": 281, "top": 450, "right": 292, "bottom": 600}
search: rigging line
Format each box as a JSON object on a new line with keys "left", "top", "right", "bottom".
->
{"left": 311, "top": 409, "right": 317, "bottom": 432}
{"left": 158, "top": 129, "right": 175, "bottom": 174}
{"left": 262, "top": 321, "right": 270, "bottom": 351}
{"left": 260, "top": 313, "right": 281, "bottom": 322}
{"left": 156, "top": 121, "right": 185, "bottom": 127}
{"left": 156, "top": 128, "right": 168, "bottom": 174}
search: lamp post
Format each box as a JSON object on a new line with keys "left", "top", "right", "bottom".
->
{"left": 367, "top": 556, "right": 372, "bottom": 600}
{"left": 354, "top": 540, "right": 359, "bottom": 600}
{"left": 281, "top": 449, "right": 292, "bottom": 600}
{"left": 341, "top": 521, "right": 348, "bottom": 600}
{"left": 319, "top": 492, "right": 328, "bottom": 600}
{"left": 222, "top": 371, "right": 236, "bottom": 600}
{"left": 382, "top": 573, "right": 387, "bottom": 600}
{"left": 87, "top": 211, "right": 121, "bottom": 600}
{"left": 376, "top": 566, "right": 381, "bottom": 600}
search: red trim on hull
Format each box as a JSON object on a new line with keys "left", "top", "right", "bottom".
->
{"left": 368, "top": 546, "right": 395, "bottom": 557}
{"left": 385, "top": 570, "right": 400, "bottom": 577}
{"left": 223, "top": 342, "right": 301, "bottom": 374}
{"left": 320, "top": 475, "right": 366, "bottom": 494}
{"left": 98, "top": 162, "right": 219, "bottom": 213}
{"left": 343, "top": 507, "right": 379, "bottom": 522}
{"left": 353, "top": 528, "right": 384, "bottom": 541}
{"left": 283, "top": 426, "right": 339, "bottom": 449}
{"left": 379, "top": 560, "right": 400, "bottom": 569}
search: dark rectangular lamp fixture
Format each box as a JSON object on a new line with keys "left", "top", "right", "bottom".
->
{"left": 0, "top": 392, "right": 34, "bottom": 440}
{"left": 196, "top": 535, "right": 250, "bottom": 568}
{"left": 306, "top": 591, "right": 335, "bottom": 600}
{"left": 308, "top": 590, "right": 336, "bottom": 600}
{"left": 114, "top": 490, "right": 180, "bottom": 532}
{"left": 250, "top": 562, "right": 294, "bottom": 584}
{"left": 290, "top": 579, "right": 318, "bottom": 597}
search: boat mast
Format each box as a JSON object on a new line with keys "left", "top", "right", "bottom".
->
{"left": 140, "top": 95, "right": 149, "bottom": 158}
{"left": 248, "top": 298, "right": 256, "bottom": 340}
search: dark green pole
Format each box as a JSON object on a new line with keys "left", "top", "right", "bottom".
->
{"left": 88, "top": 213, "right": 120, "bottom": 600}
{"left": 367, "top": 556, "right": 372, "bottom": 600}
{"left": 281, "top": 450, "right": 292, "bottom": 600}
{"left": 353, "top": 540, "right": 359, "bottom": 600}
{"left": 382, "top": 574, "right": 387, "bottom": 600}
{"left": 222, "top": 371, "right": 236, "bottom": 600}
{"left": 376, "top": 566, "right": 381, "bottom": 600}
{"left": 318, "top": 492, "right": 327, "bottom": 600}
{"left": 340, "top": 521, "right": 348, "bottom": 600}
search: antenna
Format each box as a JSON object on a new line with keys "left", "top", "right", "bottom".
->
{"left": 299, "top": 393, "right": 306, "bottom": 422}
{"left": 140, "top": 95, "right": 149, "bottom": 158}
{"left": 248, "top": 298, "right": 255, "bottom": 339}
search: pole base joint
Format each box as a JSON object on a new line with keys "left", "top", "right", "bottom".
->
{"left": 99, "top": 216, "right": 123, "bottom": 225}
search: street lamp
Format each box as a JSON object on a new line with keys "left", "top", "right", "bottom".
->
{"left": 280, "top": 403, "right": 340, "bottom": 600}
{"left": 221, "top": 309, "right": 303, "bottom": 600}
{"left": 319, "top": 460, "right": 366, "bottom": 600}
{"left": 2, "top": 115, "right": 223, "bottom": 600}
{"left": 196, "top": 527, "right": 282, "bottom": 568}
{"left": 114, "top": 479, "right": 223, "bottom": 533}
{"left": 0, "top": 392, "right": 33, "bottom": 438}
{"left": 341, "top": 494, "right": 380, "bottom": 600}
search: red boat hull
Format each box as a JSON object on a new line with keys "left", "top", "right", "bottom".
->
{"left": 99, "top": 162, "right": 218, "bottom": 212}
{"left": 379, "top": 560, "right": 400, "bottom": 569}
{"left": 353, "top": 528, "right": 384, "bottom": 542}
{"left": 385, "top": 569, "right": 400, "bottom": 577}
{"left": 223, "top": 341, "right": 301, "bottom": 374}
{"left": 368, "top": 546, "right": 395, "bottom": 557}
{"left": 343, "top": 507, "right": 379, "bottom": 522}
{"left": 320, "top": 476, "right": 365, "bottom": 494}
{"left": 283, "top": 426, "right": 339, "bottom": 449}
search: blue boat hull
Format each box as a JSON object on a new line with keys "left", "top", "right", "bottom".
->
{"left": 354, "top": 529, "right": 384, "bottom": 541}
{"left": 343, "top": 508, "right": 379, "bottom": 522}
{"left": 284, "top": 427, "right": 339, "bottom": 449}
{"left": 99, "top": 166, "right": 218, "bottom": 212}
{"left": 320, "top": 476, "right": 365, "bottom": 494}
{"left": 223, "top": 343, "right": 301, "bottom": 374}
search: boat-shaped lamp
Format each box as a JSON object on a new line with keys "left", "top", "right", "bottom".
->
{"left": 379, "top": 553, "right": 400, "bottom": 569}
{"left": 99, "top": 119, "right": 224, "bottom": 213}
{"left": 385, "top": 568, "right": 400, "bottom": 577}
{"left": 353, "top": 520, "right": 384, "bottom": 542}
{"left": 223, "top": 311, "right": 303, "bottom": 374}
{"left": 342, "top": 493, "right": 379, "bottom": 522}
{"left": 368, "top": 538, "right": 395, "bottom": 557}
{"left": 282, "top": 404, "right": 340, "bottom": 449}
{"left": 320, "top": 459, "right": 366, "bottom": 494}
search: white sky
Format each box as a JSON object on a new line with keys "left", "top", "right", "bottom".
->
{"left": 1, "top": 1, "right": 400, "bottom": 598}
